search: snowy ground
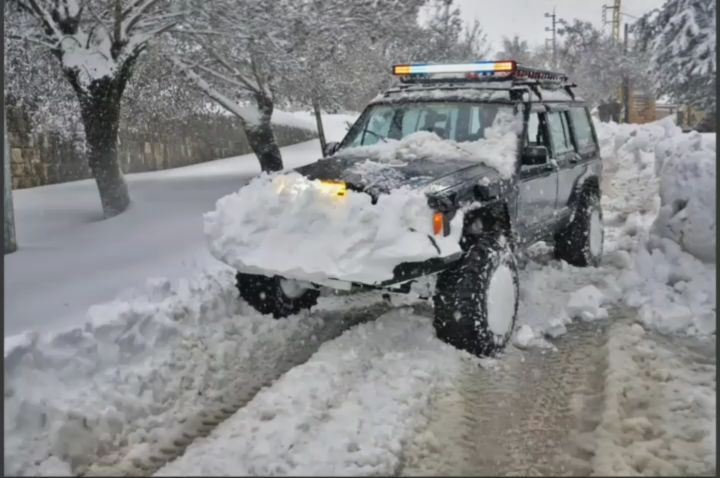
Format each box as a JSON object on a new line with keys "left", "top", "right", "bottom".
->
{"left": 4, "top": 117, "right": 716, "bottom": 476}
{"left": 4, "top": 112, "right": 357, "bottom": 336}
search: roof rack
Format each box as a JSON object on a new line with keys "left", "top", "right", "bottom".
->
{"left": 392, "top": 61, "right": 569, "bottom": 84}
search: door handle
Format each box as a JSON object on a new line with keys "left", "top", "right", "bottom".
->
{"left": 569, "top": 153, "right": 581, "bottom": 163}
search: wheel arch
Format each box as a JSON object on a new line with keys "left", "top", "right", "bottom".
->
{"left": 461, "top": 199, "right": 514, "bottom": 250}
{"left": 567, "top": 173, "right": 600, "bottom": 211}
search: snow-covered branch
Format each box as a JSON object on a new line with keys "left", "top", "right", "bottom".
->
{"left": 13, "top": 0, "right": 181, "bottom": 93}
{"left": 173, "top": 58, "right": 261, "bottom": 127}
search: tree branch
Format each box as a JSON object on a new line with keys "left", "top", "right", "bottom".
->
{"left": 25, "top": 0, "right": 65, "bottom": 40}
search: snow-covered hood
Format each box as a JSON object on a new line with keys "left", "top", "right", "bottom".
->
{"left": 295, "top": 154, "right": 503, "bottom": 201}
{"left": 295, "top": 128, "right": 519, "bottom": 200}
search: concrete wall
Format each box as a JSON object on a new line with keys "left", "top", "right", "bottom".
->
{"left": 7, "top": 107, "right": 317, "bottom": 189}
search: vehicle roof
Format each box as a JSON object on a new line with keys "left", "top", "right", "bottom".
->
{"left": 370, "top": 79, "right": 584, "bottom": 106}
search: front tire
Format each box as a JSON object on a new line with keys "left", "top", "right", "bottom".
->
{"left": 235, "top": 273, "right": 320, "bottom": 318}
{"left": 433, "top": 236, "right": 519, "bottom": 357}
{"left": 554, "top": 189, "right": 604, "bottom": 267}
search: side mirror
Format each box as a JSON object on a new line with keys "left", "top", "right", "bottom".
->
{"left": 521, "top": 145, "right": 548, "bottom": 166}
{"left": 323, "top": 141, "right": 340, "bottom": 157}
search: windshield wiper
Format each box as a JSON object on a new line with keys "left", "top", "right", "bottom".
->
{"left": 362, "top": 129, "right": 388, "bottom": 144}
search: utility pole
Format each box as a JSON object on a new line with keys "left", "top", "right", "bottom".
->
{"left": 603, "top": 0, "right": 624, "bottom": 120}
{"left": 622, "top": 22, "right": 630, "bottom": 123}
{"left": 544, "top": 8, "right": 557, "bottom": 69}
{"left": 602, "top": 0, "right": 622, "bottom": 45}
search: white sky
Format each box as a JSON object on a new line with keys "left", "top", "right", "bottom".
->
{"left": 453, "top": 0, "right": 666, "bottom": 52}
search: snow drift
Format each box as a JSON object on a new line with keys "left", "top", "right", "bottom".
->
{"left": 3, "top": 270, "right": 391, "bottom": 476}
{"left": 204, "top": 172, "right": 464, "bottom": 285}
{"left": 594, "top": 117, "right": 716, "bottom": 336}
{"left": 652, "top": 131, "right": 716, "bottom": 262}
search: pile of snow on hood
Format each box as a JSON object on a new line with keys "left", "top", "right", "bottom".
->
{"left": 204, "top": 172, "right": 464, "bottom": 284}
{"left": 337, "top": 108, "right": 521, "bottom": 179}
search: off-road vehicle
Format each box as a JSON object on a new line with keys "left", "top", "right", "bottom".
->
{"left": 232, "top": 61, "right": 603, "bottom": 357}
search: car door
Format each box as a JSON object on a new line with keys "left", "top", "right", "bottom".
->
{"left": 546, "top": 108, "right": 578, "bottom": 221}
{"left": 558, "top": 106, "right": 600, "bottom": 210}
{"left": 517, "top": 107, "right": 558, "bottom": 241}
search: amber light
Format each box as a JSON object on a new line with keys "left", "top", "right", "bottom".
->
{"left": 433, "top": 212, "right": 444, "bottom": 236}
{"left": 319, "top": 180, "right": 347, "bottom": 197}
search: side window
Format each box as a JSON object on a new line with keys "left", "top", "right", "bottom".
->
{"left": 547, "top": 111, "right": 573, "bottom": 155}
{"left": 569, "top": 107, "right": 595, "bottom": 151}
{"left": 526, "top": 113, "right": 547, "bottom": 146}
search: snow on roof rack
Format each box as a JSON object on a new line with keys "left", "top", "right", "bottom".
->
{"left": 391, "top": 61, "right": 569, "bottom": 84}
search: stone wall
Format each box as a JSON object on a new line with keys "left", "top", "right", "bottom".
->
{"left": 8, "top": 108, "right": 317, "bottom": 189}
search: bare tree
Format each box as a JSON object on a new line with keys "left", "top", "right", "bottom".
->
{"left": 9, "top": 0, "right": 182, "bottom": 217}
{"left": 496, "top": 35, "right": 532, "bottom": 64}
{"left": 418, "top": 0, "right": 490, "bottom": 62}
{"left": 276, "top": 0, "right": 426, "bottom": 154}
{"left": 172, "top": 0, "right": 287, "bottom": 172}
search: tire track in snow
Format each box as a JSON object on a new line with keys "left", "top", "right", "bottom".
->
{"left": 81, "top": 293, "right": 398, "bottom": 477}
{"left": 400, "top": 318, "right": 613, "bottom": 476}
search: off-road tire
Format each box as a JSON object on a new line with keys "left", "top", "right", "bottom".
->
{"left": 554, "top": 189, "right": 603, "bottom": 267}
{"left": 235, "top": 272, "right": 320, "bottom": 318}
{"left": 433, "top": 235, "right": 519, "bottom": 357}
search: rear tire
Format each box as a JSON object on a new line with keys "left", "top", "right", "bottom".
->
{"left": 235, "top": 272, "right": 320, "bottom": 318}
{"left": 554, "top": 189, "right": 603, "bottom": 267}
{"left": 433, "top": 235, "right": 519, "bottom": 357}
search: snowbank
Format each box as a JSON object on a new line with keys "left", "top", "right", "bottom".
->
{"left": 652, "top": 131, "right": 716, "bottom": 262}
{"left": 3, "top": 270, "right": 390, "bottom": 476}
{"left": 594, "top": 118, "right": 716, "bottom": 336}
{"left": 204, "top": 172, "right": 464, "bottom": 285}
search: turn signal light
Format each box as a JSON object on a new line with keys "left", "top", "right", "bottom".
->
{"left": 433, "top": 212, "right": 444, "bottom": 236}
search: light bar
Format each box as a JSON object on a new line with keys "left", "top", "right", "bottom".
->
{"left": 391, "top": 61, "right": 569, "bottom": 83}
{"left": 393, "top": 61, "right": 515, "bottom": 77}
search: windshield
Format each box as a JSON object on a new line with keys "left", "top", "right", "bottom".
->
{"left": 342, "top": 102, "right": 513, "bottom": 148}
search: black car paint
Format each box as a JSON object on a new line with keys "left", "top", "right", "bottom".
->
{"left": 292, "top": 93, "right": 602, "bottom": 288}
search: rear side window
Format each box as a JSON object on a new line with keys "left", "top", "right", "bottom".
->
{"left": 569, "top": 107, "right": 595, "bottom": 150}
{"left": 547, "top": 112, "right": 573, "bottom": 155}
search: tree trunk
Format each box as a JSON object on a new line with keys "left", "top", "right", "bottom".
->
{"left": 245, "top": 93, "right": 283, "bottom": 172}
{"left": 312, "top": 97, "right": 327, "bottom": 156}
{"left": 77, "top": 79, "right": 130, "bottom": 218}
{"left": 4, "top": 112, "right": 17, "bottom": 254}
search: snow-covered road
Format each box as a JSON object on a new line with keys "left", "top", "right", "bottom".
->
{"left": 4, "top": 118, "right": 716, "bottom": 476}
{"left": 4, "top": 114, "right": 357, "bottom": 336}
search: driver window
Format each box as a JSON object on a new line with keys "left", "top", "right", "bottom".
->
{"left": 526, "top": 113, "right": 546, "bottom": 146}
{"left": 522, "top": 112, "right": 549, "bottom": 166}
